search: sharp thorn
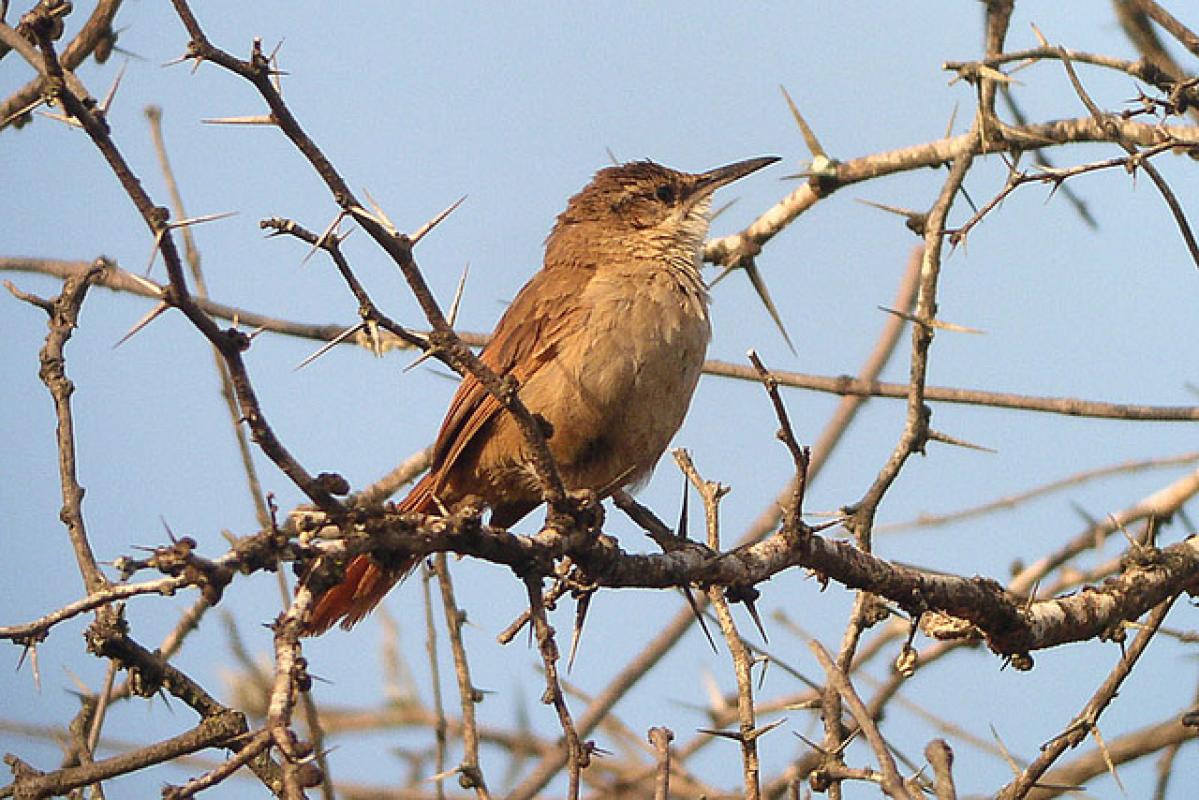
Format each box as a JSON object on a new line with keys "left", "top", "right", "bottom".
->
{"left": 122, "top": 270, "right": 165, "bottom": 296}
{"left": 294, "top": 323, "right": 364, "bottom": 370}
{"left": 944, "top": 101, "right": 959, "bottom": 138}
{"left": 348, "top": 204, "right": 393, "bottom": 234}
{"left": 708, "top": 197, "right": 737, "bottom": 223}
{"left": 706, "top": 264, "right": 737, "bottom": 290}
{"left": 402, "top": 342, "right": 437, "bottom": 373}
{"left": 361, "top": 188, "right": 398, "bottom": 235}
{"left": 143, "top": 228, "right": 167, "bottom": 276}
{"left": 856, "top": 198, "right": 920, "bottom": 218}
{"left": 677, "top": 475, "right": 689, "bottom": 541}
{"left": 100, "top": 60, "right": 128, "bottom": 114}
{"left": 794, "top": 731, "right": 829, "bottom": 755}
{"left": 446, "top": 263, "right": 470, "bottom": 327}
{"left": 410, "top": 195, "right": 468, "bottom": 246}
{"left": 567, "top": 592, "right": 592, "bottom": 673}
{"left": 697, "top": 727, "right": 745, "bottom": 742}
{"left": 301, "top": 211, "right": 348, "bottom": 266}
{"left": 958, "top": 183, "right": 980, "bottom": 215}
{"left": 200, "top": 115, "right": 276, "bottom": 125}
{"left": 926, "top": 427, "right": 997, "bottom": 454}
{"left": 114, "top": 301, "right": 170, "bottom": 348}
{"left": 167, "top": 210, "right": 238, "bottom": 231}
{"left": 1030, "top": 22, "right": 1050, "bottom": 48}
{"left": 35, "top": 109, "right": 83, "bottom": 128}
{"left": 747, "top": 717, "right": 787, "bottom": 742}
{"left": 780, "top": 85, "right": 826, "bottom": 158}
{"left": 744, "top": 260, "right": 796, "bottom": 354}
{"left": 682, "top": 587, "right": 718, "bottom": 654}
{"left": 744, "top": 598, "right": 769, "bottom": 643}
{"left": 877, "top": 306, "right": 985, "bottom": 334}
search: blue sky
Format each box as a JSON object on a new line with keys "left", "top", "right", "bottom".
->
{"left": 3, "top": 3, "right": 1198, "bottom": 797}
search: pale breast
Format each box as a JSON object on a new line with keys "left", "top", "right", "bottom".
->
{"left": 515, "top": 263, "right": 711, "bottom": 493}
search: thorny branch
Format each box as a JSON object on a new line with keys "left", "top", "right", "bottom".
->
{"left": 524, "top": 576, "right": 586, "bottom": 799}
{"left": 4, "top": 4, "right": 343, "bottom": 515}
{"left": 997, "top": 597, "right": 1178, "bottom": 799}
{"left": 432, "top": 555, "right": 491, "bottom": 799}
{"left": 6, "top": 2, "right": 1199, "bottom": 798}
{"left": 11, "top": 488, "right": 1199, "bottom": 661}
{"left": 675, "top": 451, "right": 766, "bottom": 800}
{"left": 168, "top": 0, "right": 575, "bottom": 522}
{"left": 0, "top": 0, "right": 123, "bottom": 128}
{"left": 811, "top": 642, "right": 913, "bottom": 800}
{"left": 11, "top": 260, "right": 110, "bottom": 596}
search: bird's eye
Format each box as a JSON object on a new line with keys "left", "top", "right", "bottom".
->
{"left": 655, "top": 184, "right": 676, "bottom": 204}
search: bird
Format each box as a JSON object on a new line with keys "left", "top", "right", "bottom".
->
{"left": 303, "top": 155, "right": 779, "bottom": 635}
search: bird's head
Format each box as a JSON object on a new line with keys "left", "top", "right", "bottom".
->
{"left": 547, "top": 156, "right": 779, "bottom": 268}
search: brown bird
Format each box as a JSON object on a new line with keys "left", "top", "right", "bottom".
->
{"left": 305, "top": 155, "right": 778, "bottom": 634}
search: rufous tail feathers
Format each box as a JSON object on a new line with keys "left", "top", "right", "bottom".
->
{"left": 302, "top": 473, "right": 435, "bottom": 635}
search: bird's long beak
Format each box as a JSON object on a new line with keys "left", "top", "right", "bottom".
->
{"left": 691, "top": 155, "right": 780, "bottom": 201}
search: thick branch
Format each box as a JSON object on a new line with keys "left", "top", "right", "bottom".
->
{"left": 4, "top": 711, "right": 246, "bottom": 800}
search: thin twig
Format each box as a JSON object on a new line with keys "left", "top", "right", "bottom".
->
{"left": 1130, "top": 0, "right": 1199, "bottom": 58}
{"left": 851, "top": 144, "right": 976, "bottom": 543}
{"left": 882, "top": 451, "right": 1199, "bottom": 532}
{"left": 433, "top": 554, "right": 491, "bottom": 798}
{"left": 950, "top": 141, "right": 1176, "bottom": 246}
{"left": 146, "top": 104, "right": 274, "bottom": 531}
{"left": 925, "top": 739, "right": 958, "bottom": 800}
{"left": 648, "top": 727, "right": 673, "bottom": 800}
{"left": 997, "top": 596, "right": 1178, "bottom": 799}
{"left": 708, "top": 588, "right": 763, "bottom": 800}
{"left": 811, "top": 641, "right": 913, "bottom": 800}
{"left": 826, "top": 143, "right": 977, "bottom": 791}
{"left": 1009, "top": 466, "right": 1199, "bottom": 595}
{"left": 674, "top": 451, "right": 763, "bottom": 798}
{"left": 9, "top": 712, "right": 252, "bottom": 800}
{"left": 162, "top": 729, "right": 273, "bottom": 800}
{"left": 14, "top": 12, "right": 343, "bottom": 512}
{"left": 1055, "top": 43, "right": 1199, "bottom": 269}
{"left": 16, "top": 260, "right": 111, "bottom": 594}
{"left": 747, "top": 350, "right": 811, "bottom": 534}
{"left": 524, "top": 575, "right": 585, "bottom": 800}
{"left": 421, "top": 565, "right": 448, "bottom": 800}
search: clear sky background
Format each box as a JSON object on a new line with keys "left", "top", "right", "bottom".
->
{"left": 3, "top": 3, "right": 1198, "bottom": 797}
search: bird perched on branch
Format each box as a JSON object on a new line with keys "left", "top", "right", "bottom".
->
{"left": 304, "top": 155, "right": 778, "bottom": 635}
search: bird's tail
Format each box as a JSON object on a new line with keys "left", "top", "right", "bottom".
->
{"left": 302, "top": 473, "right": 435, "bottom": 635}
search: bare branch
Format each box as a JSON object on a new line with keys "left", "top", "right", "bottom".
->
{"left": 433, "top": 555, "right": 491, "bottom": 798}
{"left": 16, "top": 260, "right": 111, "bottom": 594}
{"left": 524, "top": 575, "right": 585, "bottom": 799}
{"left": 811, "top": 640, "right": 913, "bottom": 799}
{"left": 998, "top": 597, "right": 1178, "bottom": 798}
